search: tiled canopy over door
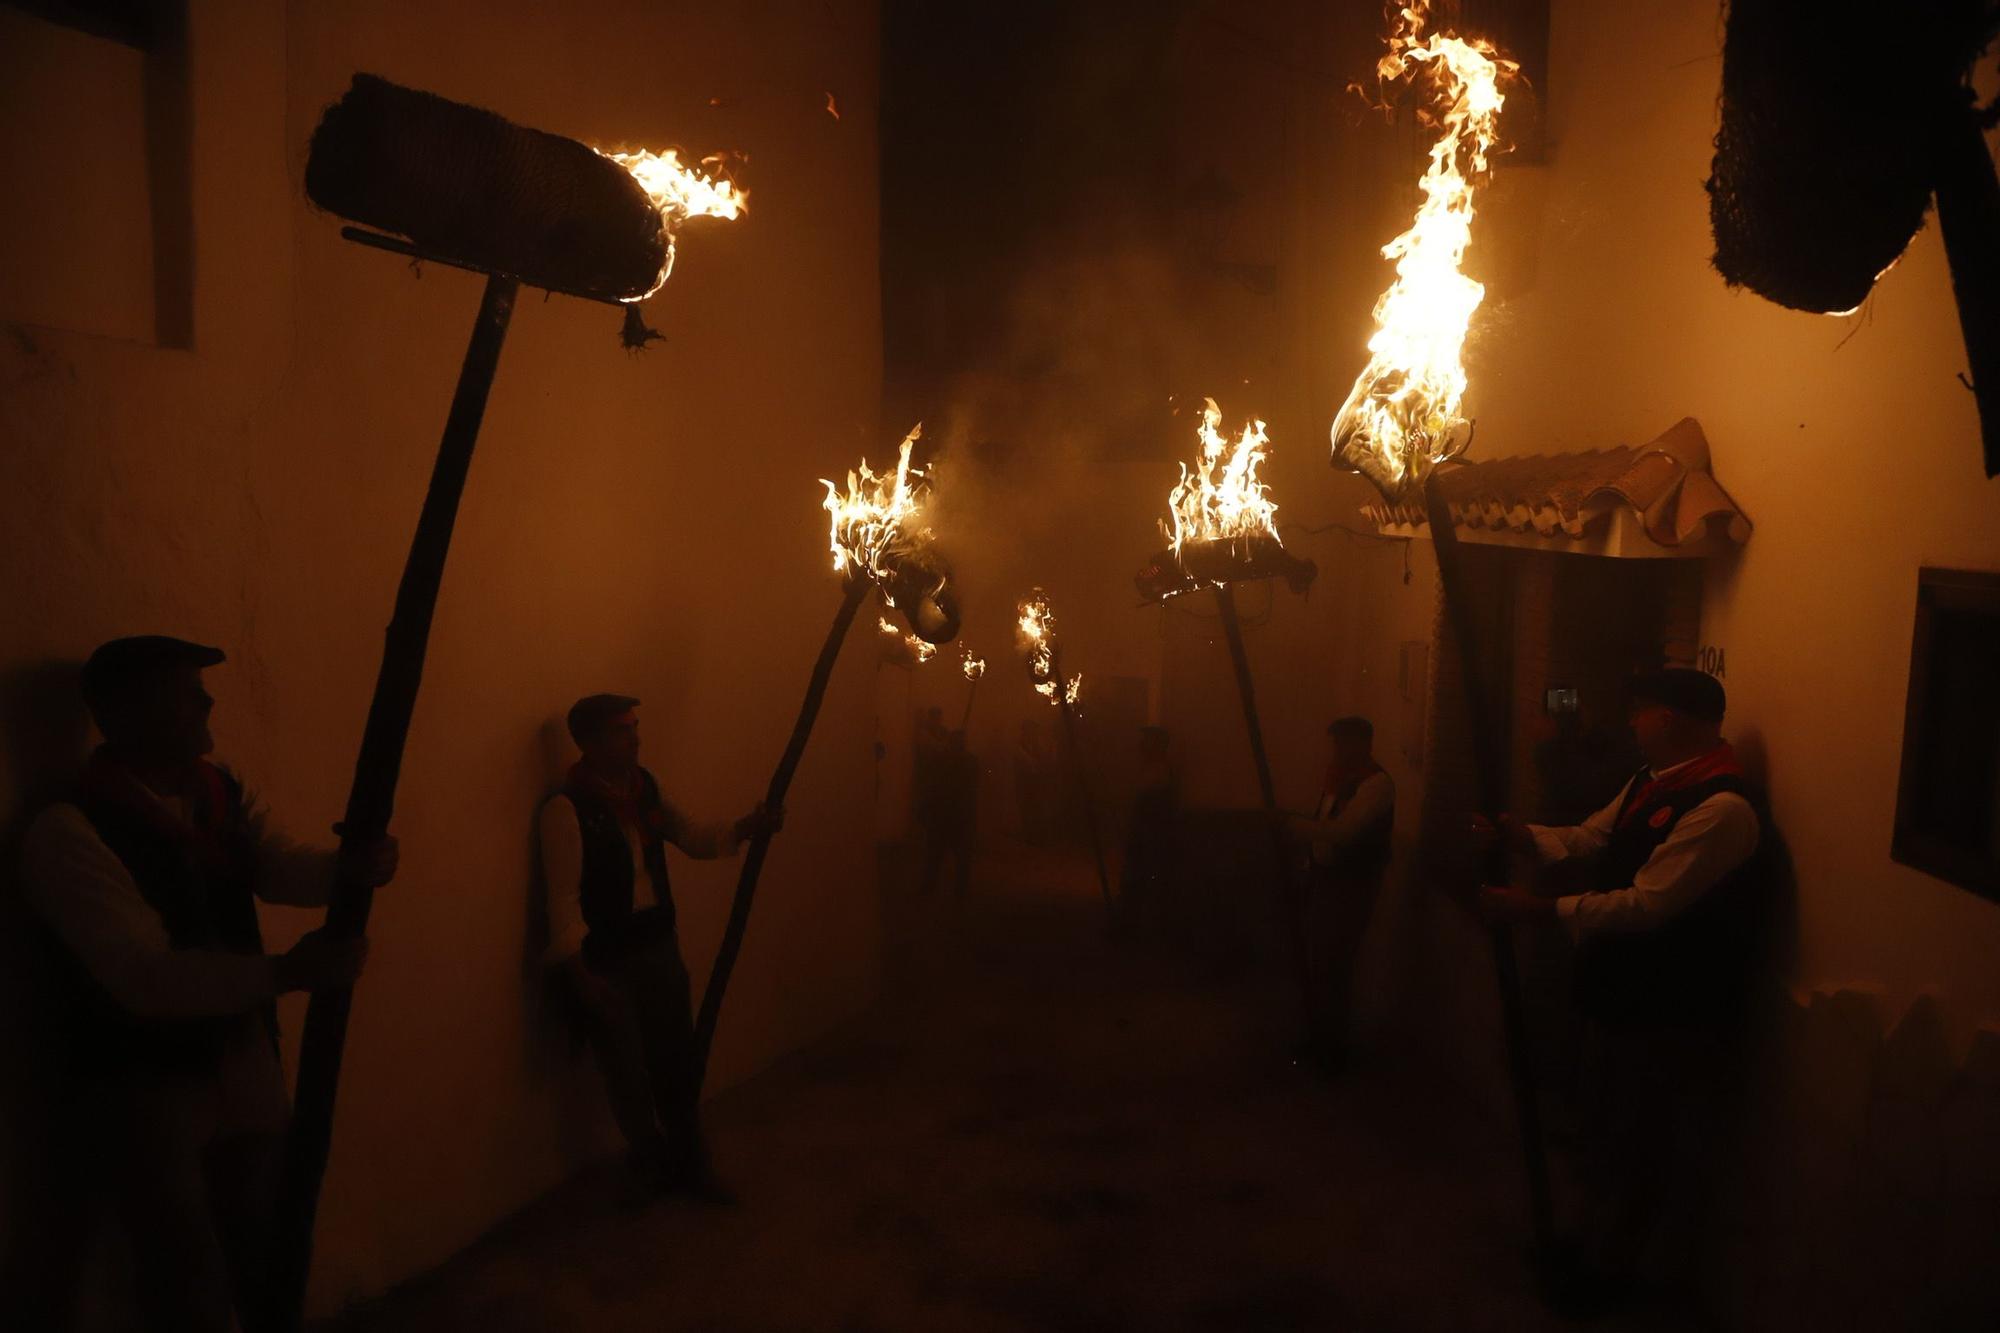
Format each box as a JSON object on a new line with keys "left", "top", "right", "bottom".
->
{"left": 1399, "top": 419, "right": 1744, "bottom": 878}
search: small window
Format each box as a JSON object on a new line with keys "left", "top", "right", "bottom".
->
{"left": 1892, "top": 567, "right": 2000, "bottom": 901}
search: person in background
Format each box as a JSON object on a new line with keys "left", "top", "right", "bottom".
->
{"left": 1478, "top": 667, "right": 1766, "bottom": 1307}
{"left": 1119, "top": 726, "right": 1180, "bottom": 933}
{"left": 1282, "top": 716, "right": 1395, "bottom": 1074}
{"left": 20, "top": 636, "right": 397, "bottom": 1332}
{"left": 538, "top": 695, "right": 779, "bottom": 1200}
{"left": 918, "top": 729, "right": 979, "bottom": 902}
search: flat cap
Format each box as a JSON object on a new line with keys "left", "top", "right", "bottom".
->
{"left": 81, "top": 635, "right": 225, "bottom": 706}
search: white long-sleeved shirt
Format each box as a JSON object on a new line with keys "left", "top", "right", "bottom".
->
{"left": 1528, "top": 756, "right": 1759, "bottom": 945}
{"left": 1295, "top": 770, "right": 1396, "bottom": 870}
{"left": 21, "top": 787, "right": 336, "bottom": 1021}
{"left": 538, "top": 791, "right": 741, "bottom": 966}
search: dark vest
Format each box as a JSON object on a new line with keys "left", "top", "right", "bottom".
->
{"left": 563, "top": 768, "right": 676, "bottom": 972}
{"left": 65, "top": 764, "right": 273, "bottom": 1073}
{"left": 1311, "top": 766, "right": 1393, "bottom": 883}
{"left": 1573, "top": 767, "right": 1770, "bottom": 1030}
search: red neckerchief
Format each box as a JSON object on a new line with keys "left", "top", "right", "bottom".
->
{"left": 80, "top": 747, "right": 234, "bottom": 871}
{"left": 568, "top": 761, "right": 661, "bottom": 836}
{"left": 1615, "top": 742, "right": 1741, "bottom": 828}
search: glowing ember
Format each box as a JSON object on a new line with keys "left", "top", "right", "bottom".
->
{"left": 599, "top": 148, "right": 746, "bottom": 299}
{"left": 1164, "top": 398, "right": 1282, "bottom": 563}
{"left": 961, "top": 648, "right": 987, "bottom": 681}
{"left": 1330, "top": 1, "right": 1516, "bottom": 499}
{"left": 1017, "top": 591, "right": 1081, "bottom": 707}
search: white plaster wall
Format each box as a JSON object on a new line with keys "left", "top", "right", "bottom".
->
{"left": 1, "top": 0, "right": 883, "bottom": 1312}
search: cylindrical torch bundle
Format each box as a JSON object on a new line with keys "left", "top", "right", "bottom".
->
{"left": 306, "top": 74, "right": 670, "bottom": 302}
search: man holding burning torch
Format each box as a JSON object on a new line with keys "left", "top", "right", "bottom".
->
{"left": 539, "top": 694, "right": 780, "bottom": 1198}
{"left": 1282, "top": 716, "right": 1395, "bottom": 1072}
{"left": 19, "top": 636, "right": 398, "bottom": 1331}
{"left": 1476, "top": 668, "right": 1767, "bottom": 1299}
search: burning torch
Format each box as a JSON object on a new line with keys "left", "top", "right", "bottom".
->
{"left": 691, "top": 427, "right": 960, "bottom": 1089}
{"left": 1016, "top": 591, "right": 1112, "bottom": 916}
{"left": 1328, "top": 4, "right": 1553, "bottom": 1267}
{"left": 1135, "top": 399, "right": 1316, "bottom": 859}
{"left": 272, "top": 74, "right": 742, "bottom": 1329}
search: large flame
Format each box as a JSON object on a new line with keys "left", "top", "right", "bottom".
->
{"left": 600, "top": 148, "right": 746, "bottom": 299}
{"left": 1165, "top": 399, "right": 1281, "bottom": 560}
{"left": 1017, "top": 591, "right": 1080, "bottom": 707}
{"left": 1330, "top": 2, "right": 1515, "bottom": 499}
{"left": 823, "top": 425, "right": 932, "bottom": 594}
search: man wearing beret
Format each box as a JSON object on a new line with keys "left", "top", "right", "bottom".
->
{"left": 1477, "top": 667, "right": 1767, "bottom": 1305}
{"left": 20, "top": 636, "right": 398, "bottom": 1331}
{"left": 539, "top": 694, "right": 779, "bottom": 1200}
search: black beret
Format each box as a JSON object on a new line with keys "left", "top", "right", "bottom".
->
{"left": 566, "top": 693, "right": 640, "bottom": 745}
{"left": 80, "top": 636, "right": 225, "bottom": 708}
{"left": 1627, "top": 668, "right": 1725, "bottom": 724}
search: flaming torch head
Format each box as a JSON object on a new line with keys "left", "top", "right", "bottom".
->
{"left": 1330, "top": 1, "right": 1515, "bottom": 502}
{"left": 823, "top": 427, "right": 961, "bottom": 645}
{"left": 1017, "top": 590, "right": 1081, "bottom": 707}
{"left": 1141, "top": 399, "right": 1316, "bottom": 599}
{"left": 598, "top": 148, "right": 746, "bottom": 300}
{"left": 961, "top": 648, "right": 987, "bottom": 681}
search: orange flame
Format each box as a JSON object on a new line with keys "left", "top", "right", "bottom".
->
{"left": 961, "top": 647, "right": 987, "bottom": 681}
{"left": 879, "top": 615, "right": 935, "bottom": 663}
{"left": 599, "top": 148, "right": 746, "bottom": 299}
{"left": 1017, "top": 591, "right": 1080, "bottom": 707}
{"left": 822, "top": 426, "right": 932, "bottom": 600}
{"left": 1165, "top": 398, "right": 1281, "bottom": 562}
{"left": 1330, "top": 1, "right": 1515, "bottom": 499}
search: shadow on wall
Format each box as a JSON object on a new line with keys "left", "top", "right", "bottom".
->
{"left": 0, "top": 659, "right": 100, "bottom": 1321}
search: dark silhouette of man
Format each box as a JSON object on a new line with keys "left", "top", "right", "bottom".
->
{"left": 1479, "top": 667, "right": 1766, "bottom": 1303}
{"left": 1283, "top": 716, "right": 1395, "bottom": 1072}
{"left": 538, "top": 695, "right": 777, "bottom": 1198}
{"left": 20, "top": 635, "right": 397, "bottom": 1331}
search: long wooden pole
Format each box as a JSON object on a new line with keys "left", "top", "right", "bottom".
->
{"left": 692, "top": 576, "right": 870, "bottom": 1090}
{"left": 1213, "top": 582, "right": 1306, "bottom": 1013}
{"left": 1212, "top": 583, "right": 1279, "bottom": 811}
{"left": 268, "top": 272, "right": 518, "bottom": 1332}
{"left": 1421, "top": 472, "right": 1556, "bottom": 1267}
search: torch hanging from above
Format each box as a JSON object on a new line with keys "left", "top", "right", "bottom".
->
{"left": 693, "top": 428, "right": 961, "bottom": 1088}
{"left": 1329, "top": 7, "right": 1515, "bottom": 501}
{"left": 1325, "top": 0, "right": 1551, "bottom": 1270}
{"left": 1015, "top": 591, "right": 1110, "bottom": 915}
